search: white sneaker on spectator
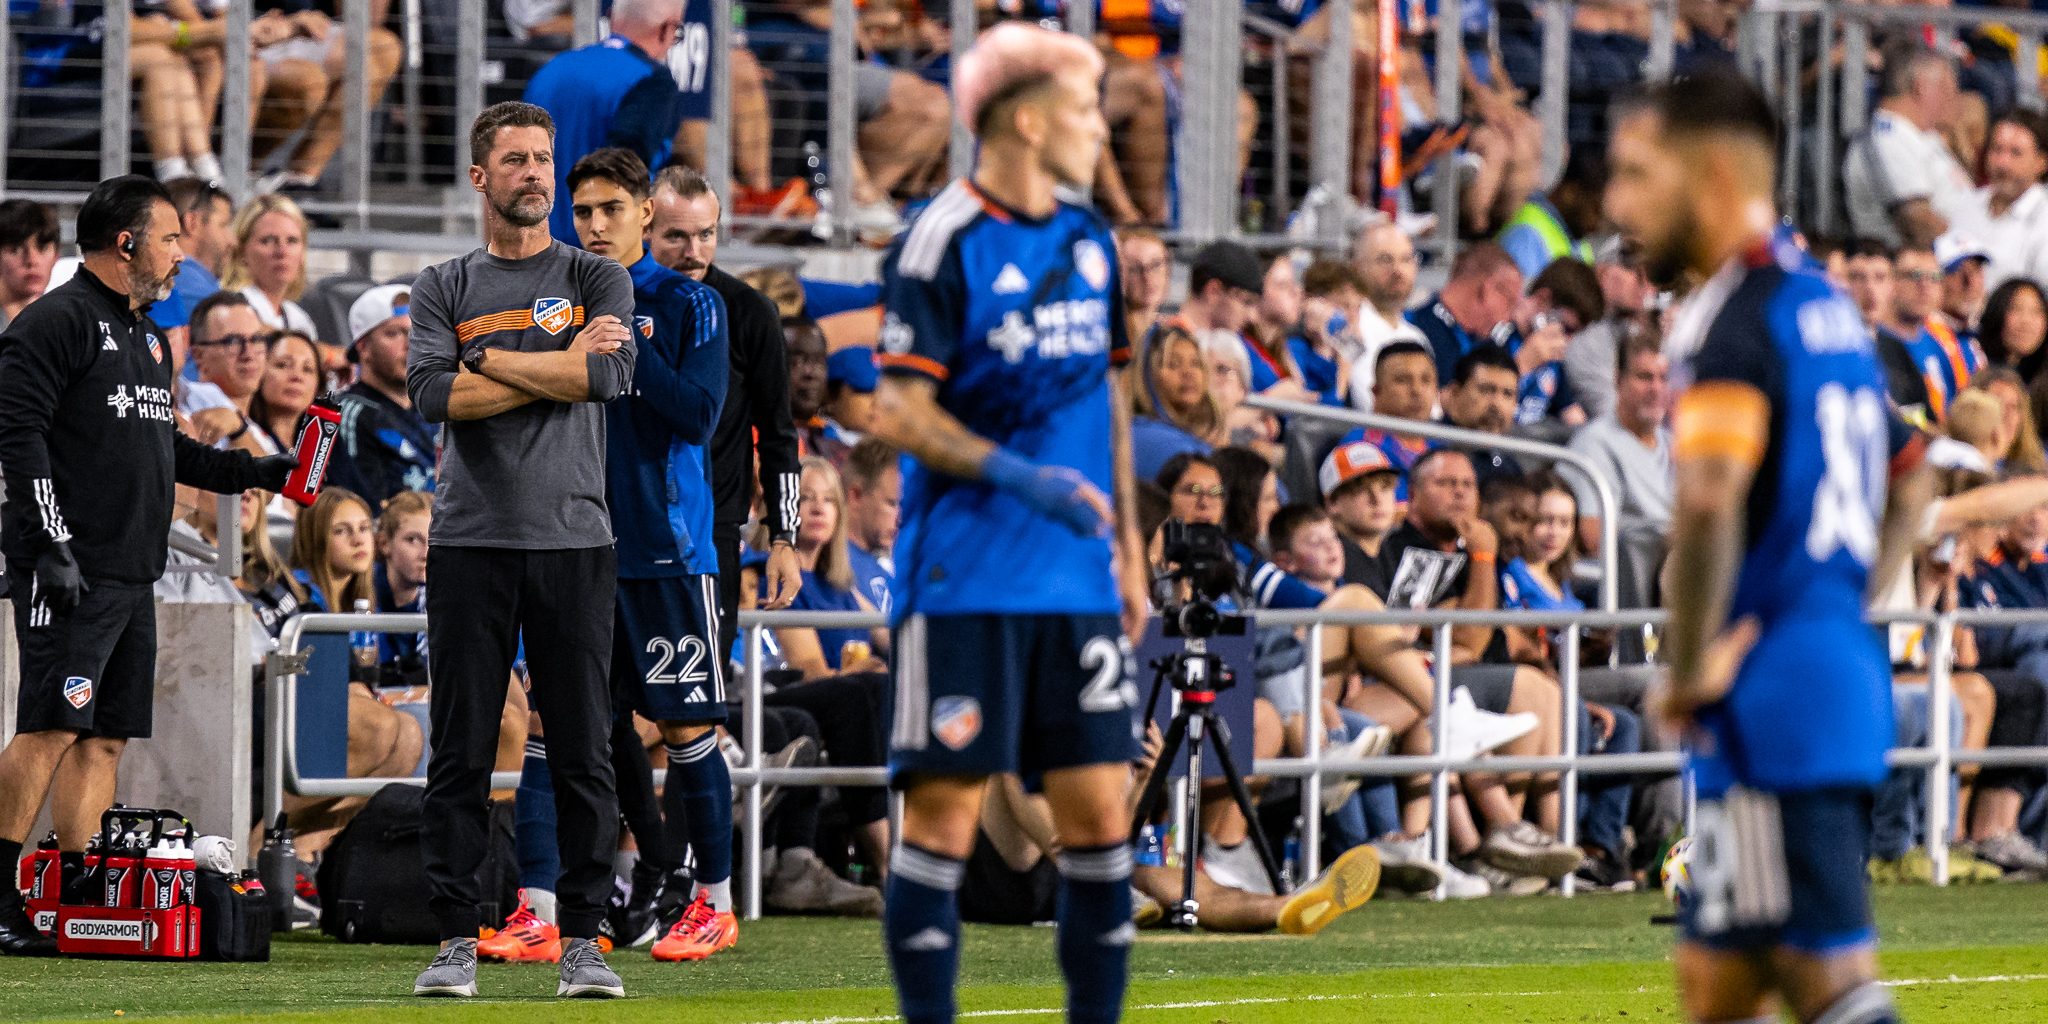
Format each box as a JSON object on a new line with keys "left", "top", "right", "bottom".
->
{"left": 1966, "top": 831, "right": 2048, "bottom": 874}
{"left": 1319, "top": 725, "right": 1395, "bottom": 809}
{"left": 1199, "top": 836, "right": 1276, "bottom": 895}
{"left": 1440, "top": 687, "right": 1539, "bottom": 761}
{"left": 1437, "top": 860, "right": 1492, "bottom": 900}
{"left": 1480, "top": 821, "right": 1584, "bottom": 880}
{"left": 1368, "top": 835, "right": 1445, "bottom": 895}
{"left": 1459, "top": 858, "right": 1550, "bottom": 897}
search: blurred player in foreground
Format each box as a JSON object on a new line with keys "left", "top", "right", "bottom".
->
{"left": 868, "top": 21, "right": 1150, "bottom": 1024}
{"left": 1606, "top": 70, "right": 1932, "bottom": 1024}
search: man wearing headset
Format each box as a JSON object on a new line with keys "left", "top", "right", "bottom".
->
{"left": 0, "top": 176, "right": 294, "bottom": 956}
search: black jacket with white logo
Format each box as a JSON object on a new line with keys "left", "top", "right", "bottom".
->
{"left": 0, "top": 266, "right": 269, "bottom": 583}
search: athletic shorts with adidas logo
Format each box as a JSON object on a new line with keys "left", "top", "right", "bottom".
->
{"left": 611, "top": 574, "right": 727, "bottom": 724}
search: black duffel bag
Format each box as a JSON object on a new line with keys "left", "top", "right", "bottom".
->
{"left": 317, "top": 783, "right": 518, "bottom": 944}
{"left": 197, "top": 870, "right": 272, "bottom": 961}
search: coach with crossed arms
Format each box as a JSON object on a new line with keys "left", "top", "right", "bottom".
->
{"left": 406, "top": 102, "right": 637, "bottom": 999}
{"left": 0, "top": 176, "right": 293, "bottom": 956}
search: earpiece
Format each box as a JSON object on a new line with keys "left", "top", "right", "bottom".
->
{"left": 120, "top": 234, "right": 137, "bottom": 258}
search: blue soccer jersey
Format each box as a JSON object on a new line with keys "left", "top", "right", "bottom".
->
{"left": 877, "top": 179, "right": 1131, "bottom": 622}
{"left": 1675, "top": 243, "right": 1922, "bottom": 797}
{"left": 606, "top": 253, "right": 729, "bottom": 578}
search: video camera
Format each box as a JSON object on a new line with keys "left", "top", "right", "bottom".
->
{"left": 1152, "top": 519, "right": 1249, "bottom": 642}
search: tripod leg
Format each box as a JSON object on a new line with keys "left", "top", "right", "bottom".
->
{"left": 1130, "top": 712, "right": 1191, "bottom": 839}
{"left": 1205, "top": 714, "right": 1286, "bottom": 894}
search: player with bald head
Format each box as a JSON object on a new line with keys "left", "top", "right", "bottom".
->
{"left": 868, "top": 22, "right": 1148, "bottom": 1024}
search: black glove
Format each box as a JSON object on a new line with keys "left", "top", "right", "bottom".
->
{"left": 33, "top": 542, "right": 87, "bottom": 615}
{"left": 253, "top": 453, "right": 296, "bottom": 492}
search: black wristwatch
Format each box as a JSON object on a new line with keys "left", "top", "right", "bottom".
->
{"left": 461, "top": 343, "right": 489, "bottom": 374}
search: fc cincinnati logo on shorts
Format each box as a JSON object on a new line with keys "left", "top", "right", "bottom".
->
{"left": 62, "top": 677, "right": 92, "bottom": 710}
{"left": 1073, "top": 239, "right": 1110, "bottom": 291}
{"left": 533, "top": 296, "right": 574, "bottom": 335}
{"left": 931, "top": 696, "right": 982, "bottom": 751}
{"left": 635, "top": 315, "right": 655, "bottom": 339}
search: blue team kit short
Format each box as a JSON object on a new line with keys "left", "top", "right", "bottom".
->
{"left": 612, "top": 574, "right": 728, "bottom": 724}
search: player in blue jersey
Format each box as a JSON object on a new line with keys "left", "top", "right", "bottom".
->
{"left": 1606, "top": 71, "right": 1933, "bottom": 1024}
{"left": 867, "top": 23, "right": 1150, "bottom": 1024}
{"left": 566, "top": 148, "right": 738, "bottom": 962}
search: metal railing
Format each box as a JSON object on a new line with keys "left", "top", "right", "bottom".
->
{"left": 258, "top": 597, "right": 2048, "bottom": 919}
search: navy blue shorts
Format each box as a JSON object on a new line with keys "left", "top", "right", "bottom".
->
{"left": 672, "top": 0, "right": 716, "bottom": 120}
{"left": 611, "top": 575, "right": 727, "bottom": 724}
{"left": 1678, "top": 785, "right": 1877, "bottom": 955}
{"left": 887, "top": 614, "right": 1141, "bottom": 786}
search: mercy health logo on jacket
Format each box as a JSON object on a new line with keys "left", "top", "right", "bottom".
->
{"left": 105, "top": 384, "right": 175, "bottom": 422}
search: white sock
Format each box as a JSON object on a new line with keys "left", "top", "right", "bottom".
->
{"left": 524, "top": 887, "right": 558, "bottom": 926}
{"left": 695, "top": 879, "right": 733, "bottom": 913}
{"left": 153, "top": 156, "right": 191, "bottom": 181}
{"left": 191, "top": 152, "right": 223, "bottom": 181}
{"left": 612, "top": 848, "right": 639, "bottom": 881}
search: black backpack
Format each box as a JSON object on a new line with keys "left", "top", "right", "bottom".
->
{"left": 316, "top": 783, "right": 519, "bottom": 944}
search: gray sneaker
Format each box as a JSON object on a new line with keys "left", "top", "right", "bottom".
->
{"left": 412, "top": 939, "right": 479, "bottom": 998}
{"left": 1368, "top": 835, "right": 1446, "bottom": 895}
{"left": 1460, "top": 857, "right": 1550, "bottom": 897}
{"left": 1968, "top": 831, "right": 2048, "bottom": 874}
{"left": 766, "top": 848, "right": 883, "bottom": 917}
{"left": 1480, "top": 821, "right": 1584, "bottom": 880}
{"left": 557, "top": 938, "right": 624, "bottom": 999}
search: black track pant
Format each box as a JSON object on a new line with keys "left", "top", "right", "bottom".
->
{"left": 422, "top": 544, "right": 619, "bottom": 940}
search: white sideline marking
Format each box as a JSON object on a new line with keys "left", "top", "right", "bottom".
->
{"left": 748, "top": 973, "right": 2048, "bottom": 1024}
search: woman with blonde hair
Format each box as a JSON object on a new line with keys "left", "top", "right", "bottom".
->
{"left": 1969, "top": 366, "right": 2048, "bottom": 475}
{"left": 223, "top": 194, "right": 326, "bottom": 355}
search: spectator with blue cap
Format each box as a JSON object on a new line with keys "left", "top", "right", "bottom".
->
{"left": 820, "top": 344, "right": 879, "bottom": 462}
{"left": 1937, "top": 232, "right": 1993, "bottom": 336}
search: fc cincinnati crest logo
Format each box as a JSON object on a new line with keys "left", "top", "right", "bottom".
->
{"left": 533, "top": 297, "right": 573, "bottom": 335}
{"left": 635, "top": 315, "right": 654, "bottom": 339}
{"left": 931, "top": 696, "right": 982, "bottom": 751}
{"left": 1073, "top": 239, "right": 1109, "bottom": 291}
{"left": 63, "top": 677, "right": 92, "bottom": 709}
{"left": 145, "top": 333, "right": 163, "bottom": 363}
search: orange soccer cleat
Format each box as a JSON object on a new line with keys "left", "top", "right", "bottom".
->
{"left": 476, "top": 894, "right": 561, "bottom": 963}
{"left": 649, "top": 892, "right": 738, "bottom": 962}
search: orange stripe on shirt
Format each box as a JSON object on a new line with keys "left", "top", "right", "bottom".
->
{"left": 1674, "top": 380, "right": 1771, "bottom": 465}
{"left": 879, "top": 352, "right": 950, "bottom": 381}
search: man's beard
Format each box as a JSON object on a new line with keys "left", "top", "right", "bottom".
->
{"left": 491, "top": 188, "right": 551, "bottom": 228}
{"left": 1637, "top": 212, "right": 1694, "bottom": 291}
{"left": 129, "top": 264, "right": 174, "bottom": 304}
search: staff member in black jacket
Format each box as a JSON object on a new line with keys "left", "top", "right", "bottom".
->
{"left": 650, "top": 167, "right": 804, "bottom": 656}
{"left": 0, "top": 176, "right": 292, "bottom": 956}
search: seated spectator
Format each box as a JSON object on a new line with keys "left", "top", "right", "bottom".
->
{"left": 1564, "top": 330, "right": 1671, "bottom": 612}
{"left": 1117, "top": 228, "right": 1172, "bottom": 347}
{"left": 782, "top": 316, "right": 834, "bottom": 460}
{"left": 160, "top": 177, "right": 235, "bottom": 351}
{"left": 1292, "top": 260, "right": 1362, "bottom": 408}
{"left": 1938, "top": 235, "right": 1992, "bottom": 335}
{"left": 1245, "top": 254, "right": 1307, "bottom": 394}
{"left": 1496, "top": 147, "right": 1603, "bottom": 281}
{"left": 1846, "top": 239, "right": 1935, "bottom": 420}
{"left": 1846, "top": 43, "right": 1983, "bottom": 249}
{"left": 1320, "top": 441, "right": 1405, "bottom": 589}
{"left": 181, "top": 291, "right": 273, "bottom": 432}
{"left": 746, "top": 0, "right": 950, "bottom": 228}
{"left": 1199, "top": 329, "right": 1284, "bottom": 464}
{"left": 1438, "top": 346, "right": 1526, "bottom": 487}
{"left": 1969, "top": 367, "right": 2048, "bottom": 475}
{"left": 763, "top": 457, "right": 890, "bottom": 679}
{"left": 1977, "top": 278, "right": 2048, "bottom": 383}
{"left": 249, "top": 0, "right": 402, "bottom": 196}
{"left": 1948, "top": 391, "right": 2007, "bottom": 470}
{"left": 330, "top": 284, "right": 436, "bottom": 504}
{"left": 1509, "top": 258, "right": 1604, "bottom": 428}
{"left": 840, "top": 437, "right": 898, "bottom": 616}
{"left": 1892, "top": 241, "right": 1985, "bottom": 422}
{"left": 1969, "top": 109, "right": 2048, "bottom": 294}
{"left": 249, "top": 329, "right": 321, "bottom": 454}
{"left": 1131, "top": 323, "right": 1223, "bottom": 480}
{"left": 130, "top": 1, "right": 267, "bottom": 183}
{"left": 1561, "top": 244, "right": 1654, "bottom": 422}
{"left": 1347, "top": 220, "right": 1427, "bottom": 411}
{"left": 158, "top": 485, "right": 262, "bottom": 626}
{"left": 1169, "top": 241, "right": 1260, "bottom": 348}
{"left": 1339, "top": 341, "right": 1440, "bottom": 498}
{"left": 373, "top": 489, "right": 431, "bottom": 688}
{"left": 1672, "top": 0, "right": 1740, "bottom": 74}
{"left": 223, "top": 195, "right": 326, "bottom": 356}
{"left": 281, "top": 487, "right": 424, "bottom": 854}
{"left": 0, "top": 199, "right": 58, "bottom": 331}
{"left": 232, "top": 488, "right": 304, "bottom": 636}
{"left": 740, "top": 267, "right": 807, "bottom": 320}
{"left": 1408, "top": 242, "right": 1524, "bottom": 386}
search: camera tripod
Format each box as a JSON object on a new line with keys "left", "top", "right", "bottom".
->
{"left": 1128, "top": 635, "right": 1283, "bottom": 930}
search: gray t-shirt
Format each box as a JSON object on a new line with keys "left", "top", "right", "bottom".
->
{"left": 1563, "top": 414, "right": 1672, "bottom": 535}
{"left": 1562, "top": 319, "right": 1619, "bottom": 422}
{"left": 406, "top": 241, "right": 635, "bottom": 549}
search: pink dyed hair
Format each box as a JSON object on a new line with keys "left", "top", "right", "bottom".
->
{"left": 953, "top": 22, "right": 1103, "bottom": 136}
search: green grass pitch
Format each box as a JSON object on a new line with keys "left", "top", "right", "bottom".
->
{"left": 4, "top": 885, "right": 2047, "bottom": 1022}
